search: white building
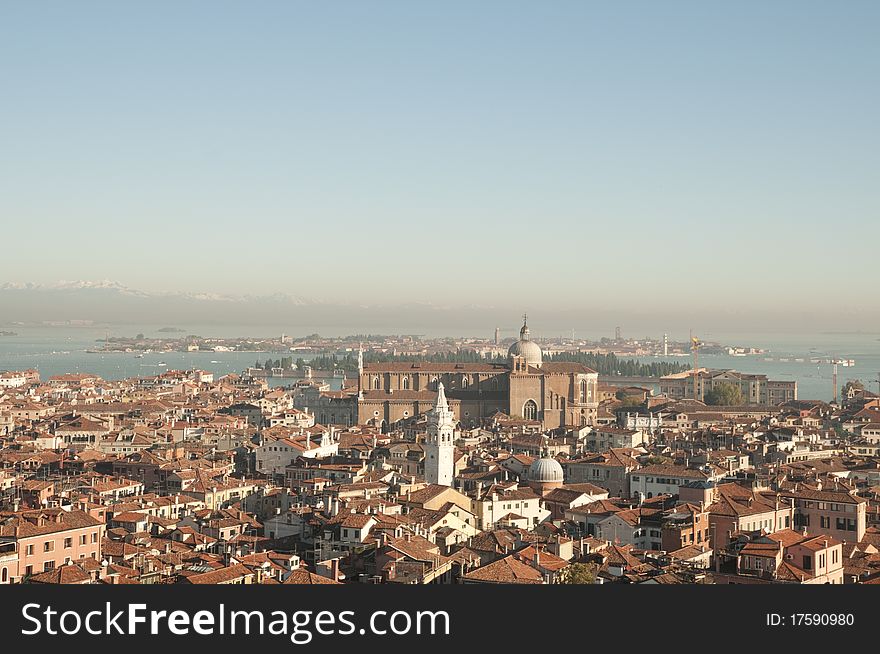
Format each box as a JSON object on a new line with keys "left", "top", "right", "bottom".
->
{"left": 256, "top": 430, "right": 340, "bottom": 478}
{"left": 424, "top": 383, "right": 455, "bottom": 486}
{"left": 0, "top": 372, "right": 28, "bottom": 388}
{"left": 629, "top": 464, "right": 714, "bottom": 501}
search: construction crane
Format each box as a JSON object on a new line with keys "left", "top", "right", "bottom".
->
{"left": 832, "top": 361, "right": 839, "bottom": 404}
{"left": 691, "top": 335, "right": 702, "bottom": 400}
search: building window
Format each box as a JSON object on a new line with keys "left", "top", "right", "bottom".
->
{"left": 402, "top": 376, "right": 410, "bottom": 390}
{"left": 523, "top": 400, "right": 538, "bottom": 421}
{"left": 372, "top": 376, "right": 380, "bottom": 390}
{"left": 64, "top": 538, "right": 72, "bottom": 549}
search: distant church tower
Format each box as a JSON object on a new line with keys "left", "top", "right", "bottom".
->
{"left": 425, "top": 382, "right": 455, "bottom": 486}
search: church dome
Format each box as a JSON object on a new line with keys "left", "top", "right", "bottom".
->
{"left": 507, "top": 315, "right": 542, "bottom": 367}
{"left": 529, "top": 455, "right": 564, "bottom": 484}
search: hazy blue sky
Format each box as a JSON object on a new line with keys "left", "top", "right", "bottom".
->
{"left": 2, "top": 1, "right": 878, "bottom": 316}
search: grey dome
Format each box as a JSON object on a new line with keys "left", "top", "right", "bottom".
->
{"left": 508, "top": 316, "right": 542, "bottom": 367}
{"left": 529, "top": 456, "right": 563, "bottom": 483}
{"left": 507, "top": 339, "right": 543, "bottom": 366}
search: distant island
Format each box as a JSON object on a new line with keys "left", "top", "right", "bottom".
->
{"left": 157, "top": 327, "right": 186, "bottom": 333}
{"left": 0, "top": 330, "right": 17, "bottom": 336}
{"left": 820, "top": 330, "right": 880, "bottom": 336}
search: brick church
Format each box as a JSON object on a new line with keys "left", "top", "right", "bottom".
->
{"left": 356, "top": 316, "right": 599, "bottom": 431}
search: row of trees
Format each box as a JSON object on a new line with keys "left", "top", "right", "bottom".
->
{"left": 295, "top": 349, "right": 690, "bottom": 378}
{"left": 545, "top": 351, "right": 690, "bottom": 377}
{"left": 254, "top": 357, "right": 296, "bottom": 370}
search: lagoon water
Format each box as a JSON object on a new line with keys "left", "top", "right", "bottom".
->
{"left": 1, "top": 324, "right": 879, "bottom": 401}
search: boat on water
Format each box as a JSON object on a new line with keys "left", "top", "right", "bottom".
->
{"left": 157, "top": 361, "right": 167, "bottom": 366}
{"left": 134, "top": 353, "right": 144, "bottom": 358}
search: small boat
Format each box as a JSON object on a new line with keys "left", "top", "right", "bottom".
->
{"left": 134, "top": 353, "right": 144, "bottom": 358}
{"left": 157, "top": 361, "right": 167, "bottom": 366}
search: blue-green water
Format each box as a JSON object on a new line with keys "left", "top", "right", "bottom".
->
{"left": 0, "top": 325, "right": 347, "bottom": 390}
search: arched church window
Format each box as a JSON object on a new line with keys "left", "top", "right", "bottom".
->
{"left": 402, "top": 376, "right": 410, "bottom": 390}
{"left": 523, "top": 400, "right": 538, "bottom": 421}
{"left": 462, "top": 376, "right": 469, "bottom": 388}
{"left": 372, "top": 376, "right": 380, "bottom": 390}
{"left": 579, "top": 380, "right": 587, "bottom": 403}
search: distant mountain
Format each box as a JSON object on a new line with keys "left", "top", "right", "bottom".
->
{"left": 2, "top": 280, "right": 873, "bottom": 336}
{"left": 0, "top": 280, "right": 516, "bottom": 333}
{"left": 0, "top": 281, "right": 323, "bottom": 325}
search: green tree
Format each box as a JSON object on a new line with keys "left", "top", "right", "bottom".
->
{"left": 617, "top": 394, "right": 643, "bottom": 408}
{"left": 704, "top": 382, "right": 744, "bottom": 406}
{"left": 556, "top": 562, "right": 599, "bottom": 584}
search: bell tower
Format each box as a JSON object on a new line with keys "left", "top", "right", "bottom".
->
{"left": 425, "top": 382, "right": 455, "bottom": 486}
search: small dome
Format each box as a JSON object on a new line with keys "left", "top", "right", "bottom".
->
{"left": 529, "top": 455, "right": 563, "bottom": 483}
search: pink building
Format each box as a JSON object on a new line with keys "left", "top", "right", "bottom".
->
{"left": 0, "top": 509, "right": 105, "bottom": 583}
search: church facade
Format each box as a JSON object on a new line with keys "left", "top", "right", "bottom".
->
{"left": 357, "top": 317, "right": 599, "bottom": 431}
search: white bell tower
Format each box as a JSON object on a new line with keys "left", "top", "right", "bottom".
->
{"left": 425, "top": 382, "right": 455, "bottom": 486}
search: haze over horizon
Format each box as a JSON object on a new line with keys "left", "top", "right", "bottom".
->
{"left": 2, "top": 2, "right": 879, "bottom": 325}
{"left": 1, "top": 279, "right": 878, "bottom": 339}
